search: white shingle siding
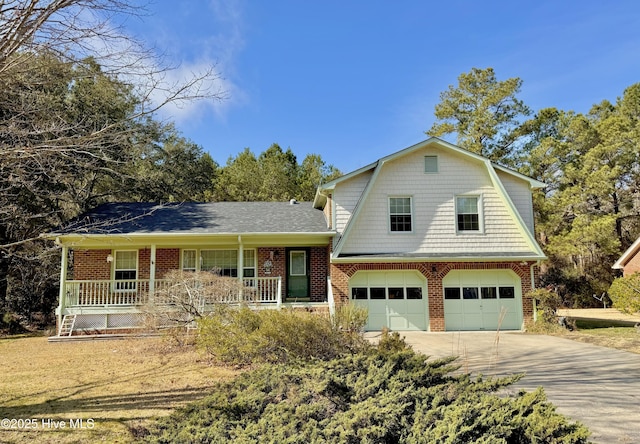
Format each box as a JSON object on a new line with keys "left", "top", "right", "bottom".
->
{"left": 335, "top": 147, "right": 534, "bottom": 255}
{"left": 334, "top": 170, "right": 373, "bottom": 234}
{"left": 496, "top": 170, "right": 536, "bottom": 234}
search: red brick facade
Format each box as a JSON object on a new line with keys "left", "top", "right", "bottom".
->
{"left": 622, "top": 250, "right": 640, "bottom": 276}
{"left": 331, "top": 261, "right": 536, "bottom": 332}
{"left": 310, "top": 246, "right": 330, "bottom": 301}
{"left": 256, "top": 246, "right": 330, "bottom": 302}
{"left": 73, "top": 248, "right": 180, "bottom": 280}
{"left": 70, "top": 247, "right": 535, "bottom": 332}
{"left": 257, "top": 247, "right": 286, "bottom": 280}
{"left": 72, "top": 249, "right": 111, "bottom": 280}
{"left": 73, "top": 246, "right": 330, "bottom": 302}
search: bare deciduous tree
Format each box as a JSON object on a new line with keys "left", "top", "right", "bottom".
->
{"left": 0, "top": 1, "right": 226, "bottom": 322}
{"left": 143, "top": 271, "right": 248, "bottom": 329}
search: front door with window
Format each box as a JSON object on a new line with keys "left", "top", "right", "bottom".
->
{"left": 287, "top": 249, "right": 309, "bottom": 300}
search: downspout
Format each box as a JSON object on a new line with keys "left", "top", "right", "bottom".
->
{"left": 531, "top": 262, "right": 538, "bottom": 322}
{"left": 149, "top": 245, "right": 157, "bottom": 303}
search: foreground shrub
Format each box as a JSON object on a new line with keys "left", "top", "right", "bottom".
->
{"left": 197, "top": 305, "right": 368, "bottom": 365}
{"left": 608, "top": 273, "right": 640, "bottom": 314}
{"left": 332, "top": 303, "right": 369, "bottom": 333}
{"left": 0, "top": 311, "right": 26, "bottom": 335}
{"left": 146, "top": 340, "right": 590, "bottom": 443}
{"left": 528, "top": 288, "right": 562, "bottom": 323}
{"left": 524, "top": 288, "right": 573, "bottom": 334}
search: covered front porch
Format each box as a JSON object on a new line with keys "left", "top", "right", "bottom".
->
{"left": 56, "top": 275, "right": 335, "bottom": 336}
{"left": 47, "top": 201, "right": 336, "bottom": 336}
{"left": 61, "top": 277, "right": 284, "bottom": 307}
{"left": 57, "top": 277, "right": 334, "bottom": 337}
{"left": 54, "top": 239, "right": 334, "bottom": 336}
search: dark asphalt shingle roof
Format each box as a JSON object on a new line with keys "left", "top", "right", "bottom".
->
{"left": 58, "top": 202, "right": 331, "bottom": 235}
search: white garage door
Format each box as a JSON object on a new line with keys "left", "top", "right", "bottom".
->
{"left": 443, "top": 270, "right": 522, "bottom": 331}
{"left": 350, "top": 271, "right": 428, "bottom": 331}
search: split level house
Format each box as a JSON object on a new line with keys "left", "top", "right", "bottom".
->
{"left": 47, "top": 137, "right": 546, "bottom": 336}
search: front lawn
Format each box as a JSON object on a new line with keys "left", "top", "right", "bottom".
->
{"left": 564, "top": 322, "right": 640, "bottom": 354}
{"left": 0, "top": 309, "right": 597, "bottom": 444}
{"left": 0, "top": 335, "right": 237, "bottom": 443}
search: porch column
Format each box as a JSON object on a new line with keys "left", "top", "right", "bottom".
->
{"left": 149, "top": 244, "right": 157, "bottom": 302}
{"left": 237, "top": 235, "right": 244, "bottom": 281}
{"left": 237, "top": 236, "right": 243, "bottom": 301}
{"left": 57, "top": 244, "right": 68, "bottom": 328}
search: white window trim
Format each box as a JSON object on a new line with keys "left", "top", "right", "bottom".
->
{"left": 181, "top": 249, "right": 197, "bottom": 272}
{"left": 112, "top": 250, "right": 138, "bottom": 277}
{"left": 243, "top": 249, "right": 257, "bottom": 278}
{"left": 388, "top": 196, "right": 414, "bottom": 234}
{"left": 455, "top": 194, "right": 484, "bottom": 234}
{"left": 112, "top": 250, "right": 138, "bottom": 292}
{"left": 180, "top": 248, "right": 257, "bottom": 276}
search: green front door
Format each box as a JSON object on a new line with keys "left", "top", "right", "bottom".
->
{"left": 287, "top": 249, "right": 309, "bottom": 300}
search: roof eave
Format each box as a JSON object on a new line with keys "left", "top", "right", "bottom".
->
{"left": 47, "top": 231, "right": 336, "bottom": 248}
{"left": 613, "top": 236, "right": 640, "bottom": 269}
{"left": 331, "top": 254, "right": 547, "bottom": 263}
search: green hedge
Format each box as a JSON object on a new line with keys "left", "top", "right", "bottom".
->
{"left": 196, "top": 305, "right": 368, "bottom": 365}
{"left": 147, "top": 332, "right": 590, "bottom": 443}
{"left": 608, "top": 273, "right": 640, "bottom": 314}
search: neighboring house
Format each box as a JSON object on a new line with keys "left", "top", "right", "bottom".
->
{"left": 612, "top": 236, "right": 640, "bottom": 276}
{"left": 47, "top": 137, "right": 546, "bottom": 336}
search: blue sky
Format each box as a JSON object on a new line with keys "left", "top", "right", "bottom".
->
{"left": 128, "top": 0, "right": 640, "bottom": 173}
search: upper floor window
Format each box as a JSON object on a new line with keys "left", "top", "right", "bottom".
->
{"left": 456, "top": 196, "right": 480, "bottom": 232}
{"left": 424, "top": 155, "right": 438, "bottom": 173}
{"left": 389, "top": 197, "right": 412, "bottom": 232}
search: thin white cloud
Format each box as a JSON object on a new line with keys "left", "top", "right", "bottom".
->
{"left": 69, "top": 0, "right": 248, "bottom": 125}
{"left": 149, "top": 0, "right": 248, "bottom": 124}
{"left": 148, "top": 60, "right": 236, "bottom": 124}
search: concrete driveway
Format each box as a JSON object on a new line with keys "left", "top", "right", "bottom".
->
{"left": 365, "top": 331, "right": 640, "bottom": 444}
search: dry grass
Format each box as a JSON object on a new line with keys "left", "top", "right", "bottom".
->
{"left": 563, "top": 326, "right": 640, "bottom": 354}
{"left": 0, "top": 334, "right": 238, "bottom": 443}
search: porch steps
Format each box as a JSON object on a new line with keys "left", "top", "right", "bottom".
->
{"left": 58, "top": 315, "right": 76, "bottom": 337}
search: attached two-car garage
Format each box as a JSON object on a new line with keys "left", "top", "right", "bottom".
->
{"left": 349, "top": 268, "right": 523, "bottom": 331}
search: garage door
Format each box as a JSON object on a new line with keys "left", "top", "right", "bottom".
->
{"left": 350, "top": 271, "right": 428, "bottom": 331}
{"left": 443, "top": 270, "right": 522, "bottom": 331}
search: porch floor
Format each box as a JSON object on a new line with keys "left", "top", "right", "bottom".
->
{"left": 48, "top": 332, "right": 160, "bottom": 342}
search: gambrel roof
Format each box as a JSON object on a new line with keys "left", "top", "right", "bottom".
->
{"left": 314, "top": 137, "right": 546, "bottom": 261}
{"left": 314, "top": 137, "right": 544, "bottom": 202}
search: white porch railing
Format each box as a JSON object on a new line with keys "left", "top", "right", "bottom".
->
{"left": 63, "top": 277, "right": 282, "bottom": 307}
